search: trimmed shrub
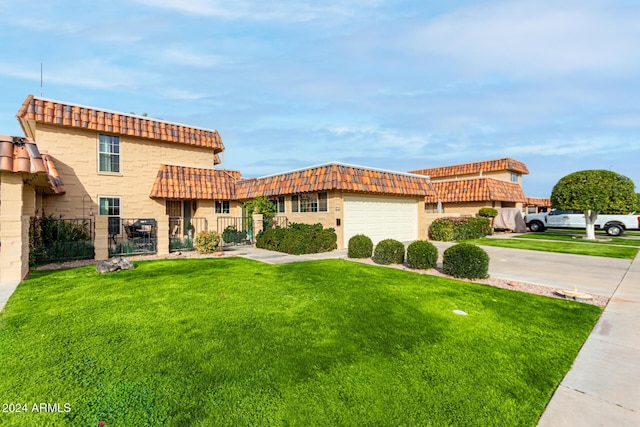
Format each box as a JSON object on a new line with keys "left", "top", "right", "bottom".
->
{"left": 478, "top": 207, "right": 498, "bottom": 218}
{"left": 429, "top": 217, "right": 492, "bottom": 241}
{"left": 256, "top": 223, "right": 337, "bottom": 255}
{"left": 194, "top": 230, "right": 221, "bottom": 253}
{"left": 373, "top": 239, "right": 405, "bottom": 265}
{"left": 348, "top": 234, "right": 374, "bottom": 258}
{"left": 222, "top": 225, "right": 247, "bottom": 244}
{"left": 406, "top": 240, "right": 438, "bottom": 269}
{"left": 442, "top": 243, "right": 489, "bottom": 279}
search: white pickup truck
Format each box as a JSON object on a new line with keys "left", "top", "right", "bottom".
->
{"left": 525, "top": 210, "right": 640, "bottom": 236}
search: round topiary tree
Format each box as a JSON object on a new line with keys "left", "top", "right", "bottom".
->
{"left": 406, "top": 240, "right": 438, "bottom": 269}
{"left": 442, "top": 243, "right": 489, "bottom": 279}
{"left": 348, "top": 234, "right": 374, "bottom": 258}
{"left": 373, "top": 239, "right": 405, "bottom": 265}
{"left": 551, "top": 170, "right": 637, "bottom": 240}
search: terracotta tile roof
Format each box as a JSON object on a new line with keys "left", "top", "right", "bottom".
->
{"left": 17, "top": 95, "right": 224, "bottom": 154}
{"left": 409, "top": 158, "right": 529, "bottom": 178}
{"left": 526, "top": 197, "right": 551, "bottom": 207}
{"left": 0, "top": 136, "right": 65, "bottom": 194}
{"left": 425, "top": 178, "right": 526, "bottom": 204}
{"left": 150, "top": 165, "right": 240, "bottom": 200}
{"left": 236, "top": 162, "right": 436, "bottom": 199}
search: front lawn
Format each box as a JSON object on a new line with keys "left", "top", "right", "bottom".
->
{"left": 0, "top": 259, "right": 600, "bottom": 426}
{"left": 463, "top": 237, "right": 639, "bottom": 259}
{"left": 513, "top": 233, "right": 640, "bottom": 247}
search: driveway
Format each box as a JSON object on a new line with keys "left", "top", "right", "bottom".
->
{"left": 430, "top": 241, "right": 631, "bottom": 298}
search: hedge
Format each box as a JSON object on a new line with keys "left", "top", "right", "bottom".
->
{"left": 406, "top": 240, "right": 438, "bottom": 269}
{"left": 442, "top": 243, "right": 490, "bottom": 279}
{"left": 428, "top": 217, "right": 492, "bottom": 241}
{"left": 256, "top": 223, "right": 337, "bottom": 255}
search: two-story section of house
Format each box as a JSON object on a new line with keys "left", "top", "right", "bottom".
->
{"left": 16, "top": 95, "right": 240, "bottom": 257}
{"left": 410, "top": 158, "right": 531, "bottom": 215}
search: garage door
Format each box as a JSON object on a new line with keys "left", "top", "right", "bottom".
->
{"left": 343, "top": 195, "right": 418, "bottom": 246}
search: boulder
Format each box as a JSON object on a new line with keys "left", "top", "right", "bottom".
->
{"left": 96, "top": 257, "right": 135, "bottom": 274}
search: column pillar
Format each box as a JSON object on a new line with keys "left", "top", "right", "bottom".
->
{"left": 0, "top": 174, "right": 28, "bottom": 282}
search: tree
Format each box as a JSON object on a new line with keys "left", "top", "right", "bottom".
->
{"left": 550, "top": 170, "right": 636, "bottom": 240}
{"left": 241, "top": 195, "right": 277, "bottom": 238}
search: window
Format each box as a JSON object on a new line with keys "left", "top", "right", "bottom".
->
{"left": 99, "top": 196, "right": 121, "bottom": 235}
{"left": 291, "top": 192, "right": 328, "bottom": 213}
{"left": 272, "top": 196, "right": 285, "bottom": 213}
{"left": 98, "top": 134, "right": 120, "bottom": 173}
{"left": 215, "top": 200, "right": 230, "bottom": 214}
{"left": 511, "top": 173, "right": 519, "bottom": 183}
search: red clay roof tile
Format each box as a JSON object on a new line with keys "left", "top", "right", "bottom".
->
{"left": 150, "top": 165, "right": 240, "bottom": 200}
{"left": 526, "top": 197, "right": 551, "bottom": 207}
{"left": 0, "top": 135, "right": 65, "bottom": 194}
{"left": 410, "top": 158, "right": 529, "bottom": 178}
{"left": 17, "top": 95, "right": 224, "bottom": 154}
{"left": 425, "top": 178, "right": 526, "bottom": 204}
{"left": 235, "top": 163, "right": 436, "bottom": 199}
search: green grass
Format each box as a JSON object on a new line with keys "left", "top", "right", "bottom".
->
{"left": 544, "top": 228, "right": 640, "bottom": 237}
{"left": 464, "top": 237, "right": 639, "bottom": 259}
{"left": 513, "top": 233, "right": 640, "bottom": 247}
{"left": 0, "top": 259, "right": 601, "bottom": 426}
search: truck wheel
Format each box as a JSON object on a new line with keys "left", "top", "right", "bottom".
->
{"left": 529, "top": 221, "right": 545, "bottom": 232}
{"left": 605, "top": 224, "right": 624, "bottom": 236}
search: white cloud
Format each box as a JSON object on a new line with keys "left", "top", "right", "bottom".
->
{"left": 9, "top": 18, "right": 81, "bottom": 34}
{"left": 131, "top": 0, "right": 382, "bottom": 22}
{"left": 406, "top": 0, "right": 640, "bottom": 76}
{"left": 0, "top": 59, "right": 158, "bottom": 90}
{"left": 160, "top": 46, "right": 233, "bottom": 68}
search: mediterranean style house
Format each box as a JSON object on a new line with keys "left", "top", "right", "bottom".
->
{"left": 410, "top": 158, "right": 549, "bottom": 214}
{"left": 0, "top": 94, "right": 543, "bottom": 283}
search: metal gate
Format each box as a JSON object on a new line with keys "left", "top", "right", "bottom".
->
{"left": 109, "top": 218, "right": 157, "bottom": 256}
{"left": 218, "top": 217, "right": 252, "bottom": 246}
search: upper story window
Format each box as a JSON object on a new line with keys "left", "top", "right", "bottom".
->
{"left": 215, "top": 200, "right": 230, "bottom": 214}
{"left": 99, "top": 134, "right": 120, "bottom": 173}
{"left": 291, "top": 192, "right": 328, "bottom": 213}
{"left": 272, "top": 196, "right": 285, "bottom": 213}
{"left": 511, "top": 173, "right": 519, "bottom": 183}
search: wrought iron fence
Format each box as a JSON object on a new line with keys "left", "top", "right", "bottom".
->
{"left": 109, "top": 218, "right": 157, "bottom": 257}
{"left": 217, "top": 216, "right": 288, "bottom": 246}
{"left": 29, "top": 216, "right": 95, "bottom": 265}
{"left": 169, "top": 217, "right": 208, "bottom": 252}
{"left": 218, "top": 217, "right": 252, "bottom": 246}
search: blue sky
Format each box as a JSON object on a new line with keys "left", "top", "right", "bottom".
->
{"left": 1, "top": 0, "right": 639, "bottom": 198}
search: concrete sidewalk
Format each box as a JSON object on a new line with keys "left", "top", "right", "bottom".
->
{"left": 537, "top": 252, "right": 640, "bottom": 427}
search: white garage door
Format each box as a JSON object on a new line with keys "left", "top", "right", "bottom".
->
{"left": 343, "top": 195, "right": 418, "bottom": 246}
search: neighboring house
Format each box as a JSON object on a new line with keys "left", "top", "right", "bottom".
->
{"left": 0, "top": 135, "right": 65, "bottom": 282}
{"left": 410, "top": 158, "right": 544, "bottom": 214}
{"left": 234, "top": 162, "right": 437, "bottom": 247}
{"left": 525, "top": 197, "right": 551, "bottom": 214}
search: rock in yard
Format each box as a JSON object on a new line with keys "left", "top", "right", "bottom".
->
{"left": 96, "top": 257, "right": 135, "bottom": 274}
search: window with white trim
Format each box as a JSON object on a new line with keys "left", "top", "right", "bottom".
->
{"left": 98, "top": 134, "right": 120, "bottom": 173}
{"left": 291, "top": 192, "right": 328, "bottom": 213}
{"left": 215, "top": 200, "right": 230, "bottom": 214}
{"left": 99, "top": 196, "right": 121, "bottom": 235}
{"left": 272, "top": 196, "right": 285, "bottom": 213}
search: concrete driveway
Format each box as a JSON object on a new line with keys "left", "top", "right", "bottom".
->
{"left": 430, "top": 241, "right": 631, "bottom": 298}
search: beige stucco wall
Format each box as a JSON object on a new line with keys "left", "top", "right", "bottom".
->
{"left": 429, "top": 170, "right": 521, "bottom": 183}
{"left": 0, "top": 173, "right": 35, "bottom": 282}
{"left": 35, "top": 124, "right": 218, "bottom": 219}
{"left": 441, "top": 201, "right": 523, "bottom": 216}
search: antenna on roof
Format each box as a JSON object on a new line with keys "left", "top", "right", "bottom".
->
{"left": 40, "top": 63, "right": 43, "bottom": 97}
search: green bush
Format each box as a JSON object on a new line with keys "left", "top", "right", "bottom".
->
{"left": 373, "top": 239, "right": 405, "bottom": 265}
{"left": 443, "top": 243, "right": 489, "bottom": 279}
{"left": 29, "top": 215, "right": 94, "bottom": 265}
{"left": 256, "top": 223, "right": 337, "bottom": 255}
{"left": 348, "top": 234, "right": 374, "bottom": 258}
{"left": 406, "top": 240, "right": 438, "bottom": 269}
{"left": 194, "top": 230, "right": 221, "bottom": 253}
{"left": 429, "top": 217, "right": 492, "bottom": 241}
{"left": 478, "top": 207, "right": 498, "bottom": 218}
{"left": 222, "top": 225, "right": 247, "bottom": 244}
